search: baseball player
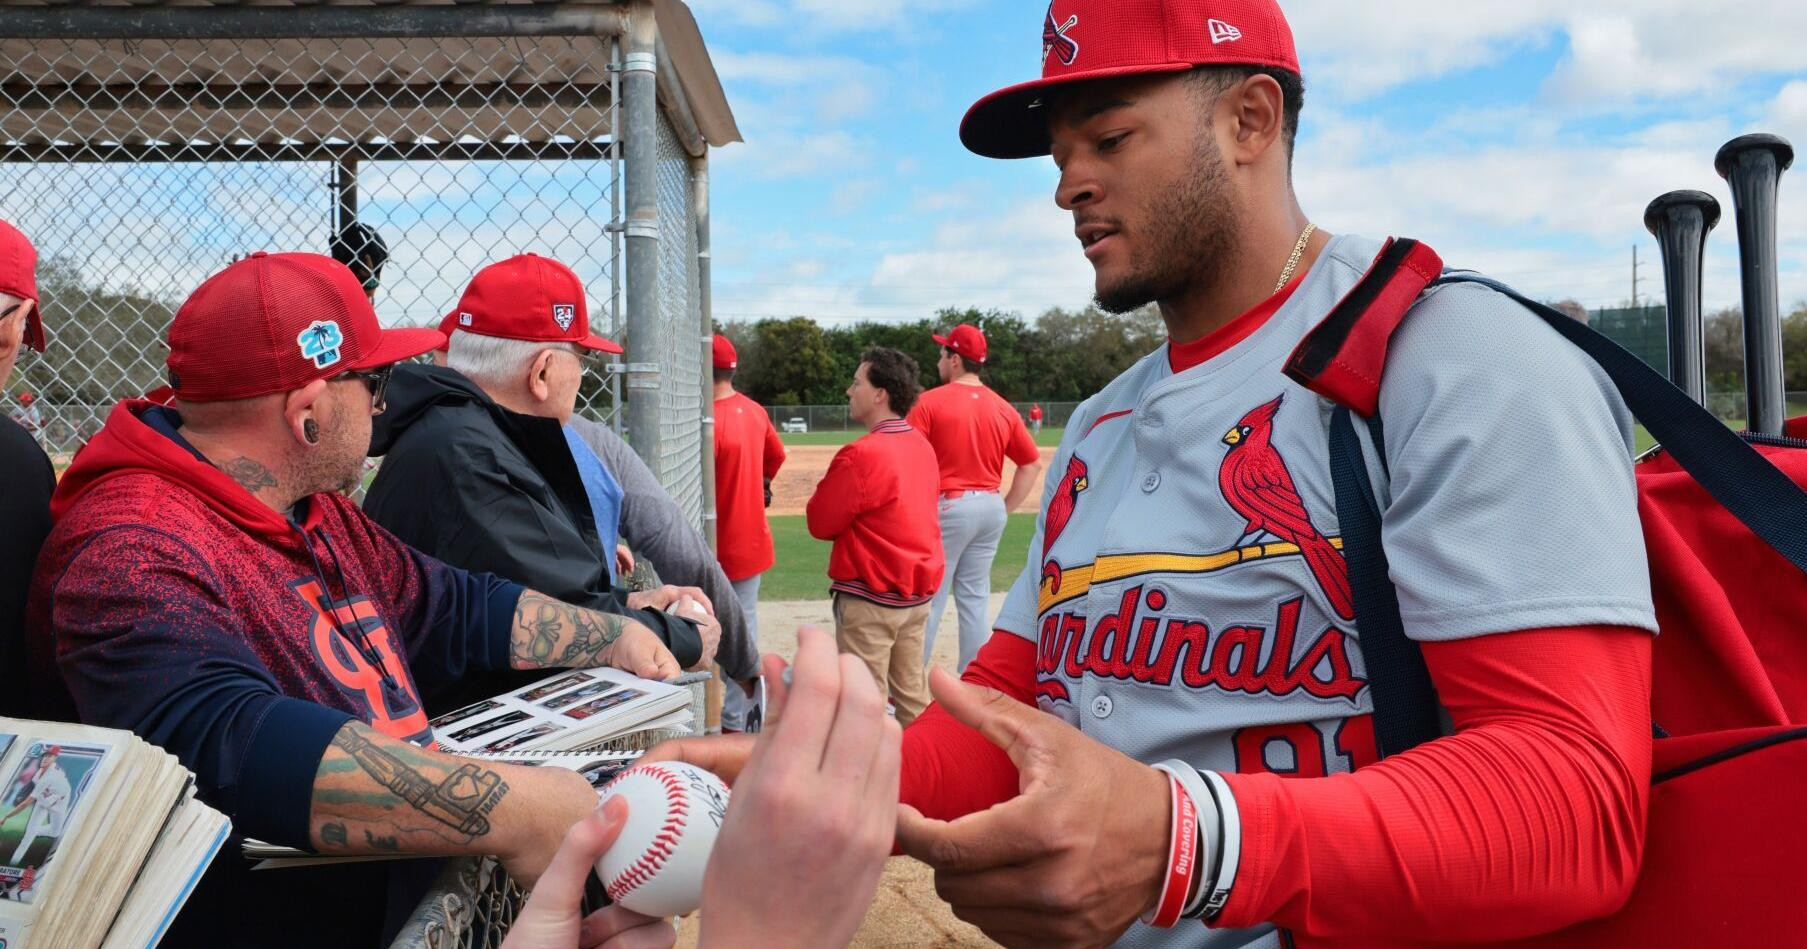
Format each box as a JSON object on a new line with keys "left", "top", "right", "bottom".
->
{"left": 908, "top": 323, "right": 1043, "bottom": 671}
{"left": 711, "top": 334, "right": 786, "bottom": 730}
{"left": 655, "top": 1, "right": 1656, "bottom": 946}
{"left": 4, "top": 747, "right": 70, "bottom": 866}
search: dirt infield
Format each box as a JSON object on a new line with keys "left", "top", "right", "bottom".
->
{"left": 674, "top": 597, "right": 1004, "bottom": 948}
{"left": 769, "top": 446, "right": 1057, "bottom": 516}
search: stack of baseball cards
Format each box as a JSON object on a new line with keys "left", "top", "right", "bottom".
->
{"left": 0, "top": 718, "right": 230, "bottom": 949}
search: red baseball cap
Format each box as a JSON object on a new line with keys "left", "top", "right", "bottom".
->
{"left": 448, "top": 254, "right": 623, "bottom": 354}
{"left": 712, "top": 333, "right": 737, "bottom": 370}
{"left": 167, "top": 252, "right": 444, "bottom": 402}
{"left": 0, "top": 219, "right": 46, "bottom": 352}
{"left": 933, "top": 323, "right": 989, "bottom": 363}
{"left": 435, "top": 309, "right": 461, "bottom": 352}
{"left": 961, "top": 0, "right": 1300, "bottom": 159}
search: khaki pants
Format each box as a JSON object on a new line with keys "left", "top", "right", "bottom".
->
{"left": 832, "top": 593, "right": 932, "bottom": 725}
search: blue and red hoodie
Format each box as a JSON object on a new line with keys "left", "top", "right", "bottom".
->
{"left": 25, "top": 400, "right": 523, "bottom": 946}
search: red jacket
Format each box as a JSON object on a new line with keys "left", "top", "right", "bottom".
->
{"left": 806, "top": 418, "right": 943, "bottom": 606}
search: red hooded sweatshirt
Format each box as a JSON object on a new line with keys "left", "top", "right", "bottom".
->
{"left": 25, "top": 400, "right": 522, "bottom": 947}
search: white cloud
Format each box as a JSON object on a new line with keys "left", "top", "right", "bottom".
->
{"left": 1288, "top": 0, "right": 1807, "bottom": 105}
{"left": 690, "top": 0, "right": 978, "bottom": 34}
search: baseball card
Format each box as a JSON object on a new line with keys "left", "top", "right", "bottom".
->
{"left": 428, "top": 699, "right": 503, "bottom": 731}
{"left": 539, "top": 681, "right": 621, "bottom": 710}
{"left": 0, "top": 741, "right": 108, "bottom": 903}
{"left": 562, "top": 688, "right": 643, "bottom": 721}
{"left": 444, "top": 710, "right": 532, "bottom": 744}
{"left": 515, "top": 671, "right": 592, "bottom": 704}
{"left": 476, "top": 723, "right": 564, "bottom": 754}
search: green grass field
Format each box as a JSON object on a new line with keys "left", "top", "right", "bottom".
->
{"left": 762, "top": 513, "right": 1036, "bottom": 601}
{"left": 780, "top": 426, "right": 1065, "bottom": 448}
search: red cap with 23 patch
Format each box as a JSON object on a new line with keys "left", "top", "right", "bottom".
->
{"left": 961, "top": 0, "right": 1300, "bottom": 159}
{"left": 167, "top": 252, "right": 444, "bottom": 402}
{"left": 447, "top": 253, "right": 623, "bottom": 354}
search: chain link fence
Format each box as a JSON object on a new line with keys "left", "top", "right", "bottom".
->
{"left": 762, "top": 400, "right": 1081, "bottom": 435}
{"left": 5, "top": 3, "right": 734, "bottom": 946}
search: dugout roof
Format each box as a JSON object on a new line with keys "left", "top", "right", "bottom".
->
{"left": 0, "top": 0, "right": 741, "bottom": 162}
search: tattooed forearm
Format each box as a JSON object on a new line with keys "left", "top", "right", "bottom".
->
{"left": 220, "top": 457, "right": 278, "bottom": 495}
{"left": 309, "top": 721, "right": 510, "bottom": 854}
{"left": 511, "top": 589, "right": 628, "bottom": 669}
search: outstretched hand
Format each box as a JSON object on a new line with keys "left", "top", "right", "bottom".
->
{"left": 697, "top": 626, "right": 899, "bottom": 948}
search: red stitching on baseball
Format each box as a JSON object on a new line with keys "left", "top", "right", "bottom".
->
{"left": 605, "top": 765, "right": 692, "bottom": 904}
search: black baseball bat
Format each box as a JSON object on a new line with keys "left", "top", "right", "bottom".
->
{"left": 1644, "top": 190, "right": 1721, "bottom": 405}
{"left": 1714, "top": 133, "right": 1794, "bottom": 435}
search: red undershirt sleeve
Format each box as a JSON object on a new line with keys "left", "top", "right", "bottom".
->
{"left": 899, "top": 632, "right": 1034, "bottom": 821}
{"left": 1214, "top": 624, "right": 1653, "bottom": 943}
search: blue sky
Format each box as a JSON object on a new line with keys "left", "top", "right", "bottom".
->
{"left": 687, "top": 0, "right": 1807, "bottom": 325}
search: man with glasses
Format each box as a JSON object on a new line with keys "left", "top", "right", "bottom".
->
{"left": 26, "top": 252, "right": 687, "bottom": 947}
{"left": 365, "top": 253, "right": 721, "bottom": 714}
{"left": 0, "top": 219, "right": 53, "bottom": 718}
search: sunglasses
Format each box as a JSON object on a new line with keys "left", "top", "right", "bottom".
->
{"left": 334, "top": 364, "right": 394, "bottom": 413}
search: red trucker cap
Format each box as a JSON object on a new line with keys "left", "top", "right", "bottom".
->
{"left": 448, "top": 254, "right": 623, "bottom": 354}
{"left": 0, "top": 219, "right": 46, "bottom": 352}
{"left": 435, "top": 309, "right": 461, "bottom": 352}
{"left": 167, "top": 252, "right": 445, "bottom": 402}
{"left": 933, "top": 323, "right": 989, "bottom": 363}
{"left": 961, "top": 0, "right": 1300, "bottom": 159}
{"left": 712, "top": 333, "right": 737, "bottom": 370}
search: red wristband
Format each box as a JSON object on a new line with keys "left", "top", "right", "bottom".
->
{"left": 1143, "top": 771, "right": 1199, "bottom": 928}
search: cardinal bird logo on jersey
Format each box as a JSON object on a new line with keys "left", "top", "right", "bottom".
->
{"left": 1042, "top": 5, "right": 1080, "bottom": 67}
{"left": 1218, "top": 396, "right": 1356, "bottom": 620}
{"left": 1041, "top": 454, "right": 1090, "bottom": 594}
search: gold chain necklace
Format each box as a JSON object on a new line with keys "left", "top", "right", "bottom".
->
{"left": 1274, "top": 222, "right": 1317, "bottom": 293}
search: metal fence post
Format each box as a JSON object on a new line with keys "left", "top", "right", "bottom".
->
{"left": 694, "top": 152, "right": 717, "bottom": 551}
{"left": 622, "top": 0, "right": 662, "bottom": 460}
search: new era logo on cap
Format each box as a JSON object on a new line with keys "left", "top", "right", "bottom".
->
{"left": 552, "top": 303, "right": 576, "bottom": 332}
{"left": 1208, "top": 18, "right": 1242, "bottom": 43}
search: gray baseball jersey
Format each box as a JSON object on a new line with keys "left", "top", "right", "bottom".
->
{"left": 992, "top": 233, "right": 1656, "bottom": 948}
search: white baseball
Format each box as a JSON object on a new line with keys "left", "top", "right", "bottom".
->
{"left": 674, "top": 595, "right": 710, "bottom": 621}
{"left": 595, "top": 761, "right": 730, "bottom": 918}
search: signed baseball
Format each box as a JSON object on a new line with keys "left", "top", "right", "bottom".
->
{"left": 595, "top": 761, "right": 730, "bottom": 917}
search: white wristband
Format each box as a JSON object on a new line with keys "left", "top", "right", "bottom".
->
{"left": 1198, "top": 769, "right": 1242, "bottom": 920}
{"left": 1153, "top": 761, "right": 1219, "bottom": 919}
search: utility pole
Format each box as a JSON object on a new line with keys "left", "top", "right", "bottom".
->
{"left": 1631, "top": 244, "right": 1641, "bottom": 309}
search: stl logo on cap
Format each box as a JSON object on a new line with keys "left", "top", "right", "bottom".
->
{"left": 1042, "top": 4, "right": 1080, "bottom": 67}
{"left": 552, "top": 303, "right": 576, "bottom": 332}
{"left": 296, "top": 320, "right": 345, "bottom": 369}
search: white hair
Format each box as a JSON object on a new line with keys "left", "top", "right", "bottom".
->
{"left": 447, "top": 333, "right": 580, "bottom": 389}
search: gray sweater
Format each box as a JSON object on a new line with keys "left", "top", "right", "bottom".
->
{"left": 566, "top": 415, "right": 756, "bottom": 681}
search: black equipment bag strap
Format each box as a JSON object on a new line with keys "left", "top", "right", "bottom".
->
{"left": 1319, "top": 267, "right": 1807, "bottom": 759}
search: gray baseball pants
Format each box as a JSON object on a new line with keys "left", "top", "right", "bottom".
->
{"left": 922, "top": 490, "right": 1007, "bottom": 672}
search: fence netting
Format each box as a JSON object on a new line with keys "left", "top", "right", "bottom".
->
{"left": 1, "top": 30, "right": 629, "bottom": 461}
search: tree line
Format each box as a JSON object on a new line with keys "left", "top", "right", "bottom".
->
{"left": 719, "top": 305, "right": 1167, "bottom": 406}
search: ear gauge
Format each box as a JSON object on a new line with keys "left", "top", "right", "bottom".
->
{"left": 303, "top": 419, "right": 320, "bottom": 445}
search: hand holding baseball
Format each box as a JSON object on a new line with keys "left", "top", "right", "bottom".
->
{"left": 500, "top": 796, "right": 676, "bottom": 949}
{"left": 696, "top": 626, "right": 900, "bottom": 949}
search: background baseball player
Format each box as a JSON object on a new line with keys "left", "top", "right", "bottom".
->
{"left": 3, "top": 747, "right": 70, "bottom": 866}
{"left": 658, "top": 1, "right": 1656, "bottom": 946}
{"left": 908, "top": 323, "right": 1043, "bottom": 671}
{"left": 712, "top": 333, "right": 786, "bottom": 730}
